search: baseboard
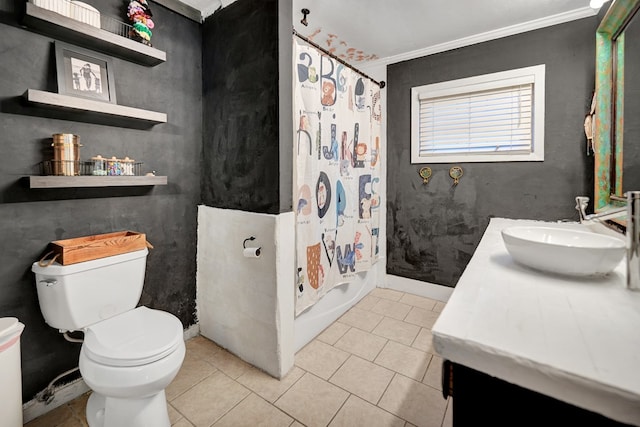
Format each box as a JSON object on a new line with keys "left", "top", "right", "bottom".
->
{"left": 183, "top": 322, "right": 200, "bottom": 341}
{"left": 383, "top": 275, "right": 454, "bottom": 302}
{"left": 22, "top": 377, "right": 89, "bottom": 424}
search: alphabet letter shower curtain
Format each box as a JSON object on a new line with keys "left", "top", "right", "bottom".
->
{"left": 294, "top": 39, "right": 382, "bottom": 315}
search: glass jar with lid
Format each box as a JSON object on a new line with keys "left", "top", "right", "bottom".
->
{"left": 107, "top": 156, "right": 123, "bottom": 176}
{"left": 121, "top": 157, "right": 136, "bottom": 176}
{"left": 91, "top": 155, "right": 107, "bottom": 176}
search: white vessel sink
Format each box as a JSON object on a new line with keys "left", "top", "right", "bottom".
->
{"left": 501, "top": 226, "right": 626, "bottom": 276}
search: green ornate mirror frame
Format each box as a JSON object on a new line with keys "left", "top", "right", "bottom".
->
{"left": 595, "top": 0, "right": 640, "bottom": 211}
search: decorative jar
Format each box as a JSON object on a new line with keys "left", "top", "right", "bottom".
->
{"left": 121, "top": 157, "right": 135, "bottom": 176}
{"left": 91, "top": 155, "right": 107, "bottom": 176}
{"left": 107, "top": 156, "right": 123, "bottom": 176}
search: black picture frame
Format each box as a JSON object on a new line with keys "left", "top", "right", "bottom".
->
{"left": 54, "top": 41, "right": 117, "bottom": 104}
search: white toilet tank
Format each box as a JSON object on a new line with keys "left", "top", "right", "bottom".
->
{"left": 31, "top": 249, "right": 148, "bottom": 332}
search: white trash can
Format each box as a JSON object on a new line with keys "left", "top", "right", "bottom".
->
{"left": 0, "top": 318, "right": 25, "bottom": 427}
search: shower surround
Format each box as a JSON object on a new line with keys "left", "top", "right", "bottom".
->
{"left": 196, "top": 206, "right": 295, "bottom": 378}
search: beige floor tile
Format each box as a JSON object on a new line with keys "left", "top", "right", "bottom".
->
{"left": 329, "top": 395, "right": 405, "bottom": 427}
{"left": 411, "top": 328, "right": 434, "bottom": 353}
{"left": 404, "top": 307, "right": 440, "bottom": 329}
{"left": 329, "top": 355, "right": 394, "bottom": 404}
{"left": 399, "top": 294, "right": 438, "bottom": 311}
{"left": 173, "top": 419, "right": 194, "bottom": 427}
{"left": 340, "top": 306, "right": 384, "bottom": 332}
{"left": 334, "top": 327, "right": 387, "bottom": 361}
{"left": 213, "top": 393, "right": 293, "bottom": 427}
{"left": 236, "top": 365, "right": 305, "bottom": 403}
{"left": 433, "top": 301, "right": 447, "bottom": 313}
{"left": 422, "top": 355, "right": 443, "bottom": 391}
{"left": 295, "top": 339, "right": 350, "bottom": 379}
{"left": 67, "top": 392, "right": 89, "bottom": 419}
{"left": 168, "top": 403, "right": 184, "bottom": 424}
{"left": 375, "top": 341, "right": 431, "bottom": 381}
{"left": 207, "top": 348, "right": 253, "bottom": 379}
{"left": 186, "top": 335, "right": 223, "bottom": 360}
{"left": 371, "top": 298, "right": 413, "bottom": 320}
{"left": 357, "top": 294, "right": 382, "bottom": 310}
{"left": 172, "top": 371, "right": 250, "bottom": 427}
{"left": 166, "top": 351, "right": 217, "bottom": 401}
{"left": 275, "top": 372, "right": 349, "bottom": 427}
{"left": 25, "top": 404, "right": 77, "bottom": 427}
{"left": 370, "top": 288, "right": 404, "bottom": 301}
{"left": 373, "top": 317, "right": 421, "bottom": 346}
{"left": 442, "top": 398, "right": 453, "bottom": 427}
{"left": 57, "top": 417, "right": 87, "bottom": 427}
{"left": 317, "top": 321, "right": 351, "bottom": 345}
{"left": 378, "top": 375, "right": 447, "bottom": 427}
{"left": 31, "top": 293, "right": 452, "bottom": 427}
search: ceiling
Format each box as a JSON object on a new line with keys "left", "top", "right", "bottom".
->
{"left": 177, "top": 0, "right": 602, "bottom": 65}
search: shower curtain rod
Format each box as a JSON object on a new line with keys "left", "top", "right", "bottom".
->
{"left": 293, "top": 29, "right": 386, "bottom": 89}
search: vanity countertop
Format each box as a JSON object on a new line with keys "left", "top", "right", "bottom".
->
{"left": 432, "top": 217, "right": 640, "bottom": 426}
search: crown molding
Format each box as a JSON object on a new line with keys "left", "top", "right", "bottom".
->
{"left": 365, "top": 6, "right": 598, "bottom": 68}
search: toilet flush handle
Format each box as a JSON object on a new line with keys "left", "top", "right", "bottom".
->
{"left": 39, "top": 279, "right": 57, "bottom": 287}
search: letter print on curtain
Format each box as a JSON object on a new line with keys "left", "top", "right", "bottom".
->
{"left": 294, "top": 39, "right": 382, "bottom": 315}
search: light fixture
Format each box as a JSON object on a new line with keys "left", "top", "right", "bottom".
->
{"left": 590, "top": 0, "right": 606, "bottom": 10}
{"left": 300, "top": 8, "right": 310, "bottom": 26}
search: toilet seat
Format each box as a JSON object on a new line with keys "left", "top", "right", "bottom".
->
{"left": 83, "top": 306, "right": 183, "bottom": 367}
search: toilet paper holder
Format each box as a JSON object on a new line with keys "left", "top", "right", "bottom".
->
{"left": 243, "top": 236, "right": 261, "bottom": 258}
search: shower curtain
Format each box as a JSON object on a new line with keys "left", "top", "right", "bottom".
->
{"left": 294, "top": 39, "right": 382, "bottom": 315}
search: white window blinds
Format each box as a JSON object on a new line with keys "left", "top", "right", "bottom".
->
{"left": 411, "top": 65, "right": 545, "bottom": 163}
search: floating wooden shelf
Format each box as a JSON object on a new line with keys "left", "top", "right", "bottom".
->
{"left": 28, "top": 175, "right": 168, "bottom": 188}
{"left": 24, "top": 89, "right": 167, "bottom": 125}
{"left": 23, "top": 2, "right": 166, "bottom": 66}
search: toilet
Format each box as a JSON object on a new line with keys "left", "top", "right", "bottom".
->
{"left": 31, "top": 248, "right": 185, "bottom": 427}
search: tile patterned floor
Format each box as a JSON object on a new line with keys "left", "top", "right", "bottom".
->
{"left": 25, "top": 288, "right": 452, "bottom": 427}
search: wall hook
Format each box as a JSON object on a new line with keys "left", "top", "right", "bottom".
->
{"left": 449, "top": 166, "right": 463, "bottom": 185}
{"left": 243, "top": 236, "right": 255, "bottom": 248}
{"left": 300, "top": 8, "right": 310, "bottom": 26}
{"left": 418, "top": 167, "right": 432, "bottom": 184}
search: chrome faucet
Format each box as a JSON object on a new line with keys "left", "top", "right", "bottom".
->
{"left": 575, "top": 193, "right": 640, "bottom": 290}
{"left": 628, "top": 192, "right": 640, "bottom": 290}
{"left": 575, "top": 196, "right": 627, "bottom": 223}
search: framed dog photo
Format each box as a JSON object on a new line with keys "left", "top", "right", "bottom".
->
{"left": 55, "top": 41, "right": 117, "bottom": 104}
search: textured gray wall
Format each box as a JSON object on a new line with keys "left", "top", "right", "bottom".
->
{"left": 387, "top": 18, "right": 598, "bottom": 287}
{"left": 623, "top": 15, "right": 640, "bottom": 192}
{"left": 278, "top": 0, "right": 293, "bottom": 213}
{"left": 0, "top": 0, "right": 202, "bottom": 401}
{"left": 201, "top": 0, "right": 282, "bottom": 214}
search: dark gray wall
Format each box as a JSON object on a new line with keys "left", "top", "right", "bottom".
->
{"left": 201, "top": 0, "right": 283, "bottom": 214}
{"left": 278, "top": 0, "right": 293, "bottom": 213}
{"left": 0, "top": 0, "right": 202, "bottom": 401}
{"left": 623, "top": 13, "right": 640, "bottom": 192}
{"left": 387, "top": 18, "right": 598, "bottom": 286}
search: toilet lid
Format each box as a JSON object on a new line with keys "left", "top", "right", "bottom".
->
{"left": 83, "top": 306, "right": 182, "bottom": 367}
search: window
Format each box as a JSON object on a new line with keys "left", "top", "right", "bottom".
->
{"left": 411, "top": 64, "right": 545, "bottom": 163}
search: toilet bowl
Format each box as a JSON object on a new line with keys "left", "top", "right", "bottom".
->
{"left": 31, "top": 248, "right": 185, "bottom": 427}
{"left": 79, "top": 307, "right": 185, "bottom": 427}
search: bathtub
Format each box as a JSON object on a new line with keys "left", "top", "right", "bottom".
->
{"left": 293, "top": 267, "right": 379, "bottom": 352}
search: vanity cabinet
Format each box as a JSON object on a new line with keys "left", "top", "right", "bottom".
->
{"left": 446, "top": 362, "right": 633, "bottom": 426}
{"left": 432, "top": 218, "right": 640, "bottom": 427}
